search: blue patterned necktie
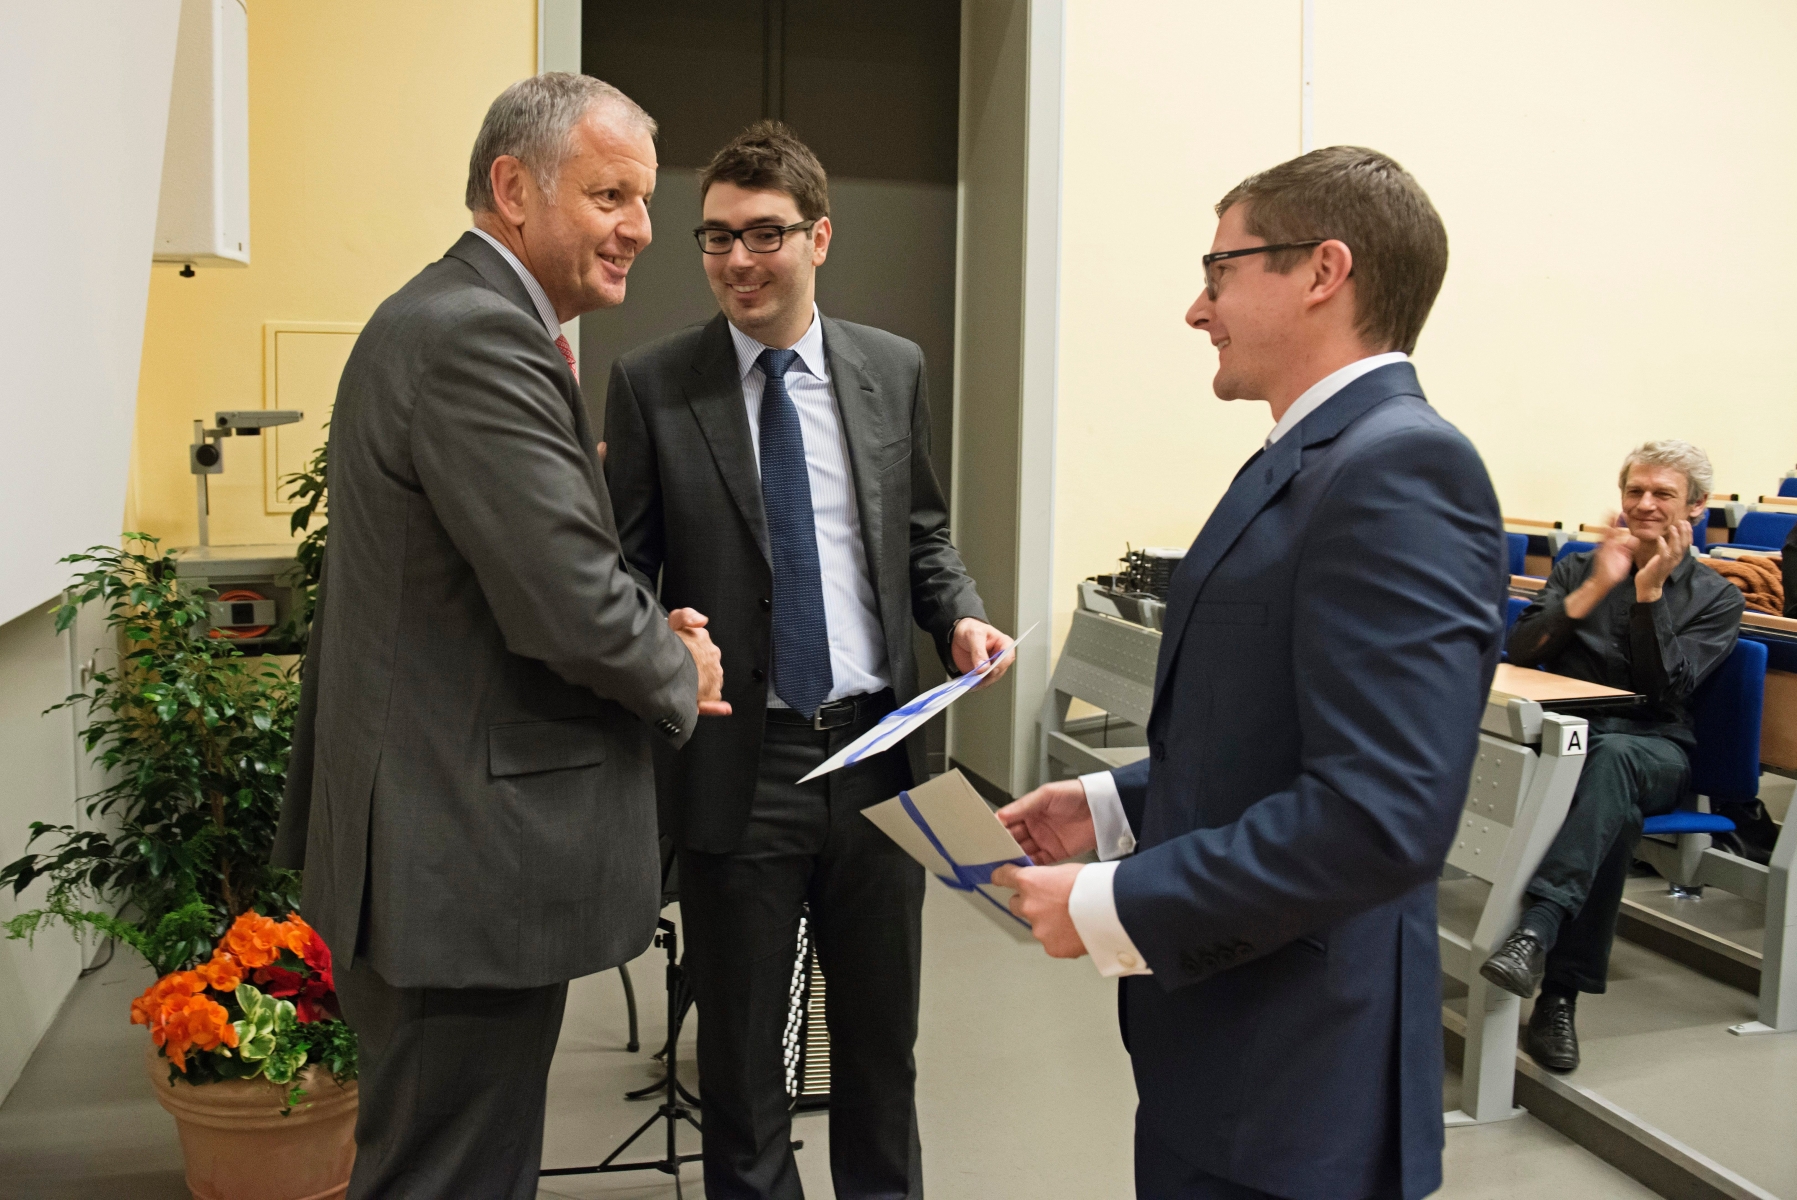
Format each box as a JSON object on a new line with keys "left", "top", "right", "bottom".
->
{"left": 756, "top": 347, "right": 835, "bottom": 717}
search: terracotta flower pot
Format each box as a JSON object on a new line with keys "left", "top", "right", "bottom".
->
{"left": 145, "top": 1042, "right": 358, "bottom": 1200}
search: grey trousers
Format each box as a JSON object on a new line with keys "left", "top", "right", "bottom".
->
{"left": 1527, "top": 730, "right": 1688, "bottom": 993}
{"left": 335, "top": 958, "right": 568, "bottom": 1200}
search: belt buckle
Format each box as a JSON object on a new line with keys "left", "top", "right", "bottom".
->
{"left": 812, "top": 699, "right": 850, "bottom": 731}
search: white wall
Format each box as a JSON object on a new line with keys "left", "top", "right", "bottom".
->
{"left": 0, "top": 1, "right": 182, "bottom": 626}
{"left": 0, "top": 607, "right": 85, "bottom": 1101}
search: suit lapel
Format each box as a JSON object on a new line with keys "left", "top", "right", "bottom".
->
{"left": 1156, "top": 362, "right": 1422, "bottom": 685}
{"left": 683, "top": 316, "right": 771, "bottom": 563}
{"left": 821, "top": 318, "right": 889, "bottom": 593}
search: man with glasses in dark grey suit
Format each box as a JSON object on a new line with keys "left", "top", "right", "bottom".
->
{"left": 275, "top": 74, "right": 727, "bottom": 1199}
{"left": 604, "top": 121, "right": 1011, "bottom": 1200}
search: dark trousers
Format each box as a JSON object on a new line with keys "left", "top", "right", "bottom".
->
{"left": 335, "top": 958, "right": 568, "bottom": 1200}
{"left": 679, "top": 697, "right": 923, "bottom": 1200}
{"left": 1526, "top": 730, "right": 1688, "bottom": 993}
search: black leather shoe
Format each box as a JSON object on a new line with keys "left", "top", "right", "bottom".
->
{"left": 1526, "top": 994, "right": 1580, "bottom": 1072}
{"left": 1479, "top": 928, "right": 1546, "bottom": 999}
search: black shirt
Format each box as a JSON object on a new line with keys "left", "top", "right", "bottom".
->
{"left": 1508, "top": 550, "right": 1743, "bottom": 747}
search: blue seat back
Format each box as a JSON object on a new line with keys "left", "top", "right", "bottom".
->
{"left": 1504, "top": 595, "right": 1529, "bottom": 636}
{"left": 1686, "top": 638, "right": 1766, "bottom": 804}
{"left": 1554, "top": 539, "right": 1597, "bottom": 565}
{"left": 1779, "top": 477, "right": 1797, "bottom": 498}
{"left": 1729, "top": 510, "right": 1797, "bottom": 551}
{"left": 1506, "top": 533, "right": 1528, "bottom": 576}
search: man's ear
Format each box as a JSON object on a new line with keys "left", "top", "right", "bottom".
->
{"left": 1304, "top": 239, "right": 1354, "bottom": 309}
{"left": 810, "top": 216, "right": 832, "bottom": 266}
{"left": 488, "top": 155, "right": 531, "bottom": 228}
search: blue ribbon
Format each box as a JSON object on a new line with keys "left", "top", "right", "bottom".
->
{"left": 897, "top": 789, "right": 1033, "bottom": 929}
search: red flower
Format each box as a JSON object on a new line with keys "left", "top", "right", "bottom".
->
{"left": 301, "top": 929, "right": 334, "bottom": 990}
{"left": 252, "top": 965, "right": 337, "bottom": 1024}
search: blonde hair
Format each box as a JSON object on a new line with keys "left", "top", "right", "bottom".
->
{"left": 1618, "top": 440, "right": 1712, "bottom": 506}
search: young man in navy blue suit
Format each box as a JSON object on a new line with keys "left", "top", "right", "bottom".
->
{"left": 995, "top": 147, "right": 1506, "bottom": 1200}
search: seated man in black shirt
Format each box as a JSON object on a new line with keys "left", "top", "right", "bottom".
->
{"left": 1482, "top": 439, "right": 1743, "bottom": 1071}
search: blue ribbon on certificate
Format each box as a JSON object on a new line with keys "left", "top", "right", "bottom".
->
{"left": 897, "top": 789, "right": 1033, "bottom": 929}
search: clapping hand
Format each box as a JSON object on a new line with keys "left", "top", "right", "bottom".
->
{"left": 1635, "top": 517, "right": 1692, "bottom": 603}
{"left": 669, "top": 608, "right": 731, "bottom": 716}
{"left": 1586, "top": 520, "right": 1639, "bottom": 596}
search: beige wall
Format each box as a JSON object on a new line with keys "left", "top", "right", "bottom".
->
{"left": 1051, "top": 0, "right": 1797, "bottom": 667}
{"left": 127, "top": 0, "right": 537, "bottom": 548}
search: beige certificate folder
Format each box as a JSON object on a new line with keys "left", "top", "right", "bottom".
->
{"left": 862, "top": 769, "right": 1037, "bottom": 943}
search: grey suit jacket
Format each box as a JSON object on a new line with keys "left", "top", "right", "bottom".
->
{"left": 273, "top": 232, "right": 699, "bottom": 990}
{"left": 605, "top": 313, "right": 986, "bottom": 852}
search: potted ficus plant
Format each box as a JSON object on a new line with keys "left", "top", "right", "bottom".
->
{"left": 1, "top": 534, "right": 355, "bottom": 1200}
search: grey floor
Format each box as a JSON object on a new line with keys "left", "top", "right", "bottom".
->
{"left": 0, "top": 884, "right": 1730, "bottom": 1200}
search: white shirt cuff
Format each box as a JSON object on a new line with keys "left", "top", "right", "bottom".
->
{"left": 1080, "top": 770, "right": 1137, "bottom": 860}
{"left": 1069, "top": 861, "right": 1153, "bottom": 977}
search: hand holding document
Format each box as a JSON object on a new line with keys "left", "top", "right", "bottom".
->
{"left": 798, "top": 625, "right": 1034, "bottom": 784}
{"left": 862, "top": 769, "right": 1037, "bottom": 943}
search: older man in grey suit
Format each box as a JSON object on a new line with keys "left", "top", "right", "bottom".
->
{"left": 273, "top": 75, "right": 726, "bottom": 1199}
{"left": 605, "top": 121, "right": 1011, "bottom": 1200}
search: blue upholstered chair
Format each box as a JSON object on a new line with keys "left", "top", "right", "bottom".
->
{"left": 1503, "top": 595, "right": 1529, "bottom": 637}
{"left": 1506, "top": 532, "right": 1529, "bottom": 577}
{"left": 1709, "top": 510, "right": 1797, "bottom": 554}
{"left": 1640, "top": 638, "right": 1767, "bottom": 891}
{"left": 1778, "top": 477, "right": 1797, "bottom": 498}
{"left": 1553, "top": 539, "right": 1598, "bottom": 566}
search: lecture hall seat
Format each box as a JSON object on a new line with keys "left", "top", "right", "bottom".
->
{"left": 1708, "top": 510, "right": 1797, "bottom": 555}
{"left": 1553, "top": 539, "right": 1598, "bottom": 566}
{"left": 1779, "top": 477, "right": 1797, "bottom": 498}
{"left": 1506, "top": 532, "right": 1529, "bottom": 578}
{"left": 1641, "top": 638, "right": 1767, "bottom": 847}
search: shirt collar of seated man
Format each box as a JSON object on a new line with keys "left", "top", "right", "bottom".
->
{"left": 1183, "top": 202, "right": 1398, "bottom": 429}
{"left": 1562, "top": 464, "right": 1705, "bottom": 619}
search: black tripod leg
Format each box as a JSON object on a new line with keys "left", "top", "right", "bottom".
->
{"left": 619, "top": 963, "right": 640, "bottom": 1053}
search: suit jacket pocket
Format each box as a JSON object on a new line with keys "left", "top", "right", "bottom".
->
{"left": 877, "top": 434, "right": 911, "bottom": 472}
{"left": 1192, "top": 601, "right": 1267, "bottom": 626}
{"left": 489, "top": 717, "right": 608, "bottom": 777}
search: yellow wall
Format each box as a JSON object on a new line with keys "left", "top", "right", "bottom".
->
{"left": 127, "top": 0, "right": 537, "bottom": 547}
{"left": 1053, "top": 0, "right": 1797, "bottom": 654}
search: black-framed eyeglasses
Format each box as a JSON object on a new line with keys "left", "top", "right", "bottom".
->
{"left": 1199, "top": 240, "right": 1327, "bottom": 299}
{"left": 693, "top": 220, "right": 818, "bottom": 255}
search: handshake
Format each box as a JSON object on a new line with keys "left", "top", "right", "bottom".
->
{"left": 667, "top": 607, "right": 731, "bottom": 717}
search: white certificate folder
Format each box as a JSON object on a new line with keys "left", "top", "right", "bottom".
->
{"left": 862, "top": 769, "right": 1036, "bottom": 943}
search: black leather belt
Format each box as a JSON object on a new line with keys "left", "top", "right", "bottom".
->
{"left": 765, "top": 690, "right": 893, "bottom": 731}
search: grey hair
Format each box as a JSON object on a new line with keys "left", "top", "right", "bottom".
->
{"left": 465, "top": 73, "right": 656, "bottom": 213}
{"left": 1618, "top": 439, "right": 1713, "bottom": 506}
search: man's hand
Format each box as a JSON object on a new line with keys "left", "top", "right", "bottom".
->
{"left": 596, "top": 441, "right": 607, "bottom": 463}
{"left": 669, "top": 608, "right": 731, "bottom": 716}
{"left": 991, "top": 862, "right": 1087, "bottom": 958}
{"left": 1564, "top": 521, "right": 1637, "bottom": 619}
{"left": 1635, "top": 517, "right": 1691, "bottom": 604}
{"left": 996, "top": 778, "right": 1096, "bottom": 864}
{"left": 950, "top": 618, "right": 1015, "bottom": 691}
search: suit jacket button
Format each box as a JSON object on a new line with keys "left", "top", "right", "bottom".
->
{"left": 1151, "top": 743, "right": 1167, "bottom": 762}
{"left": 1180, "top": 952, "right": 1202, "bottom": 975}
{"left": 759, "top": 598, "right": 771, "bottom": 611}
{"left": 752, "top": 668, "right": 765, "bottom": 682}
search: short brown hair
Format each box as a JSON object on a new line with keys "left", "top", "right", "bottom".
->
{"left": 1215, "top": 146, "right": 1448, "bottom": 354}
{"left": 699, "top": 120, "right": 830, "bottom": 221}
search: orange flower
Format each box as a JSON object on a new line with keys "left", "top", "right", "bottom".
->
{"left": 131, "top": 970, "right": 206, "bottom": 1027}
{"left": 222, "top": 912, "right": 286, "bottom": 969}
{"left": 194, "top": 950, "right": 243, "bottom": 993}
{"left": 156, "top": 992, "right": 238, "bottom": 1072}
{"left": 278, "top": 913, "right": 316, "bottom": 957}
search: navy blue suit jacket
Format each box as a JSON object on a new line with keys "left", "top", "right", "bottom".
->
{"left": 1108, "top": 363, "right": 1504, "bottom": 1200}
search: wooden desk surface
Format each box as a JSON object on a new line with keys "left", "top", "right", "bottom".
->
{"left": 1491, "top": 663, "right": 1634, "bottom": 705}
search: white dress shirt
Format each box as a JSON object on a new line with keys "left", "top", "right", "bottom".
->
{"left": 730, "top": 307, "right": 890, "bottom": 706}
{"left": 1067, "top": 351, "right": 1411, "bottom": 978}
{"left": 469, "top": 227, "right": 563, "bottom": 339}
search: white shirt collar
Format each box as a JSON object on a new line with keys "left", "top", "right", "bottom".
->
{"left": 729, "top": 305, "right": 829, "bottom": 382}
{"left": 1265, "top": 352, "right": 1409, "bottom": 448}
{"left": 468, "top": 227, "right": 563, "bottom": 338}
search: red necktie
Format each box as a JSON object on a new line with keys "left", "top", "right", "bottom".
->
{"left": 554, "top": 334, "right": 579, "bottom": 383}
